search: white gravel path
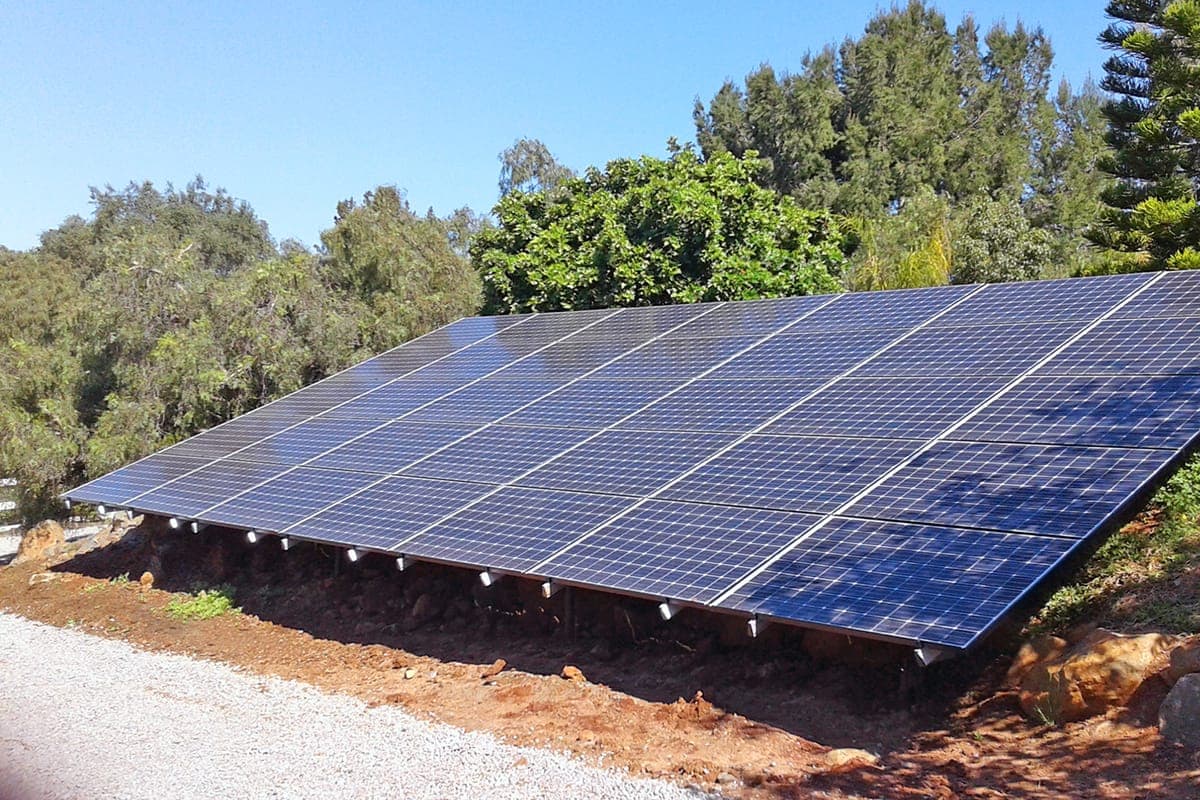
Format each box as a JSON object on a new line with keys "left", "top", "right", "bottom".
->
{"left": 0, "top": 613, "right": 708, "bottom": 800}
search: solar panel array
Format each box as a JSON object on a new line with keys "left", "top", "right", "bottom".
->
{"left": 65, "top": 271, "right": 1200, "bottom": 650}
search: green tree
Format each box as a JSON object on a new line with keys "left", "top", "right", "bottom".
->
{"left": 1089, "top": 0, "right": 1200, "bottom": 270}
{"left": 498, "top": 138, "right": 575, "bottom": 197}
{"left": 472, "top": 149, "right": 845, "bottom": 313}
{"left": 320, "top": 185, "right": 481, "bottom": 351}
{"left": 950, "top": 197, "right": 1054, "bottom": 283}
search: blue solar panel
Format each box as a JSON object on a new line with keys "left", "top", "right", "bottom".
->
{"left": 126, "top": 459, "right": 291, "bottom": 518}
{"left": 661, "top": 435, "right": 920, "bottom": 513}
{"left": 722, "top": 517, "right": 1075, "bottom": 648}
{"left": 202, "top": 467, "right": 383, "bottom": 532}
{"left": 403, "top": 487, "right": 637, "bottom": 572}
{"left": 321, "top": 380, "right": 465, "bottom": 421}
{"left": 284, "top": 476, "right": 495, "bottom": 550}
{"left": 1040, "top": 317, "right": 1200, "bottom": 376}
{"left": 931, "top": 273, "right": 1151, "bottom": 327}
{"left": 64, "top": 272, "right": 1200, "bottom": 652}
{"left": 309, "top": 421, "right": 480, "bottom": 475}
{"left": 682, "top": 294, "right": 837, "bottom": 336}
{"left": 399, "top": 424, "right": 598, "bottom": 484}
{"left": 616, "top": 378, "right": 824, "bottom": 433}
{"left": 592, "top": 335, "right": 762, "bottom": 379}
{"left": 402, "top": 379, "right": 569, "bottom": 424}
{"left": 517, "top": 429, "right": 738, "bottom": 496}
{"left": 858, "top": 322, "right": 1081, "bottom": 376}
{"left": 793, "top": 284, "right": 976, "bottom": 331}
{"left": 542, "top": 500, "right": 823, "bottom": 603}
{"left": 504, "top": 379, "right": 684, "bottom": 429}
{"left": 232, "top": 416, "right": 387, "bottom": 465}
{"left": 952, "top": 374, "right": 1200, "bottom": 449}
{"left": 846, "top": 441, "right": 1166, "bottom": 537}
{"left": 708, "top": 327, "right": 907, "bottom": 378}
{"left": 65, "top": 453, "right": 215, "bottom": 506}
{"left": 763, "top": 376, "right": 1010, "bottom": 439}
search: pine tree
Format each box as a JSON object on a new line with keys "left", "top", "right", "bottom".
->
{"left": 1090, "top": 0, "right": 1200, "bottom": 269}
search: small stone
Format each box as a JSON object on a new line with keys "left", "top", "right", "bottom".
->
{"left": 716, "top": 771, "right": 738, "bottom": 785}
{"left": 27, "top": 572, "right": 62, "bottom": 586}
{"left": 1160, "top": 673, "right": 1200, "bottom": 748}
{"left": 561, "top": 665, "right": 586, "bottom": 682}
{"left": 1166, "top": 638, "right": 1200, "bottom": 686}
{"left": 481, "top": 658, "right": 507, "bottom": 679}
{"left": 139, "top": 571, "right": 155, "bottom": 591}
{"left": 823, "top": 748, "right": 879, "bottom": 772}
{"left": 403, "top": 667, "right": 417, "bottom": 680}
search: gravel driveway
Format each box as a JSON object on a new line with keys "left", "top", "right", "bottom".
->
{"left": 0, "top": 613, "right": 706, "bottom": 800}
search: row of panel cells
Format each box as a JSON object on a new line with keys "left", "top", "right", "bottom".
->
{"left": 74, "top": 439, "right": 1128, "bottom": 651}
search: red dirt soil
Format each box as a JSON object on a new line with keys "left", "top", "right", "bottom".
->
{"left": 1, "top": 518, "right": 1197, "bottom": 799}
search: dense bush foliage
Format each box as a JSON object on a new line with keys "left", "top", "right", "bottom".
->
{"left": 0, "top": 180, "right": 478, "bottom": 522}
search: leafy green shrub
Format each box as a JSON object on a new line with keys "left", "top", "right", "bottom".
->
{"left": 165, "top": 586, "right": 239, "bottom": 621}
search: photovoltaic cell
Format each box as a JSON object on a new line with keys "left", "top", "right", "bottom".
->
{"left": 486, "top": 340, "right": 647, "bottom": 381}
{"left": 846, "top": 441, "right": 1166, "bottom": 537}
{"left": 127, "top": 459, "right": 291, "bottom": 518}
{"left": 708, "top": 327, "right": 906, "bottom": 378}
{"left": 662, "top": 435, "right": 920, "bottom": 513}
{"left": 65, "top": 453, "right": 215, "bottom": 506}
{"left": 505, "top": 379, "right": 684, "bottom": 429}
{"left": 1114, "top": 270, "right": 1200, "bottom": 320}
{"left": 616, "top": 378, "right": 824, "bottom": 433}
{"left": 309, "top": 421, "right": 481, "bottom": 475}
{"left": 931, "top": 273, "right": 1150, "bottom": 328}
{"left": 322, "top": 381, "right": 466, "bottom": 421}
{"left": 202, "top": 467, "right": 383, "bottom": 532}
{"left": 791, "top": 284, "right": 975, "bottom": 331}
{"left": 763, "top": 376, "right": 1010, "bottom": 439}
{"left": 232, "top": 416, "right": 387, "bottom": 466}
{"left": 403, "top": 487, "right": 637, "bottom": 573}
{"left": 399, "top": 424, "right": 598, "bottom": 484}
{"left": 723, "top": 517, "right": 1075, "bottom": 648}
{"left": 680, "top": 294, "right": 837, "bottom": 337}
{"left": 858, "top": 322, "right": 1081, "bottom": 376}
{"left": 517, "top": 429, "right": 738, "bottom": 496}
{"left": 175, "top": 409, "right": 303, "bottom": 459}
{"left": 952, "top": 374, "right": 1200, "bottom": 449}
{"left": 592, "top": 336, "right": 762, "bottom": 379}
{"left": 1039, "top": 317, "right": 1200, "bottom": 376}
{"left": 543, "top": 500, "right": 823, "bottom": 603}
{"left": 403, "top": 379, "right": 568, "bottom": 424}
{"left": 285, "top": 476, "right": 495, "bottom": 550}
{"left": 565, "top": 302, "right": 717, "bottom": 342}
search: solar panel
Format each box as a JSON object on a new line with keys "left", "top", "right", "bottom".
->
{"left": 723, "top": 517, "right": 1076, "bottom": 649}
{"left": 66, "top": 270, "right": 1200, "bottom": 652}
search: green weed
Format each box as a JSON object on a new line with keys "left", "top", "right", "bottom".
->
{"left": 165, "top": 586, "right": 239, "bottom": 621}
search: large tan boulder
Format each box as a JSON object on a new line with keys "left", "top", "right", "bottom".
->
{"left": 1019, "top": 628, "right": 1176, "bottom": 723}
{"left": 12, "top": 520, "right": 65, "bottom": 565}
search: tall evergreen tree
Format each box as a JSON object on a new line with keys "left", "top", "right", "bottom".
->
{"left": 1090, "top": 0, "right": 1200, "bottom": 269}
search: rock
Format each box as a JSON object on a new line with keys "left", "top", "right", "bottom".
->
{"left": 481, "top": 658, "right": 506, "bottom": 679}
{"left": 139, "top": 571, "right": 155, "bottom": 591}
{"left": 13, "top": 520, "right": 65, "bottom": 565}
{"left": 1019, "top": 629, "right": 1176, "bottom": 723}
{"left": 27, "top": 572, "right": 62, "bottom": 586}
{"left": 403, "top": 667, "right": 417, "bottom": 680}
{"left": 1159, "top": 674, "right": 1200, "bottom": 748}
{"left": 823, "top": 748, "right": 879, "bottom": 772}
{"left": 561, "top": 665, "right": 586, "bottom": 682}
{"left": 1006, "top": 635, "right": 1068, "bottom": 687}
{"left": 715, "top": 771, "right": 738, "bottom": 785}
{"left": 409, "top": 593, "right": 441, "bottom": 622}
{"left": 1166, "top": 638, "right": 1200, "bottom": 687}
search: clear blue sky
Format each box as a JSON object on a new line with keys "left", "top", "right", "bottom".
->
{"left": 1, "top": 1, "right": 1111, "bottom": 251}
